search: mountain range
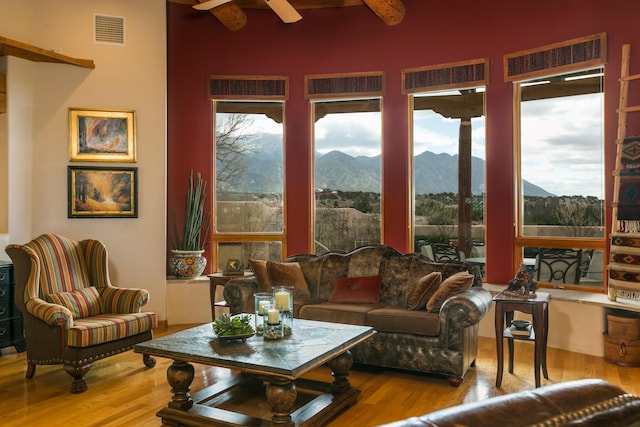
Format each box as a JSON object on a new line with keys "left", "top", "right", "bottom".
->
{"left": 229, "top": 139, "right": 553, "bottom": 197}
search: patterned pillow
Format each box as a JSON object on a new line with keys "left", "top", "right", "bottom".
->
{"left": 406, "top": 271, "right": 442, "bottom": 310}
{"left": 426, "top": 271, "right": 474, "bottom": 312}
{"left": 329, "top": 275, "right": 382, "bottom": 304}
{"left": 45, "top": 286, "right": 103, "bottom": 318}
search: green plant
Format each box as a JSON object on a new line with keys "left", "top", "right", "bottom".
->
{"left": 211, "top": 314, "right": 254, "bottom": 336}
{"left": 171, "top": 170, "right": 211, "bottom": 251}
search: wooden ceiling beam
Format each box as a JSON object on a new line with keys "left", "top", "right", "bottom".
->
{"left": 362, "top": 0, "right": 405, "bottom": 25}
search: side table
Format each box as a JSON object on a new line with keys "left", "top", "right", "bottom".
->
{"left": 494, "top": 291, "right": 550, "bottom": 388}
{"left": 0, "top": 261, "right": 26, "bottom": 353}
{"left": 208, "top": 271, "right": 254, "bottom": 321}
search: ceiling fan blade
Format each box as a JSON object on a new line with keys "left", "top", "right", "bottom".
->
{"left": 264, "top": 0, "right": 302, "bottom": 23}
{"left": 193, "top": 0, "right": 233, "bottom": 11}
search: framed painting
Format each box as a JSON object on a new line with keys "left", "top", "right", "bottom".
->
{"left": 69, "top": 108, "right": 136, "bottom": 162}
{"left": 68, "top": 166, "right": 138, "bottom": 218}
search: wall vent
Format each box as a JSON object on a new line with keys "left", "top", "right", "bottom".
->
{"left": 94, "top": 14, "right": 125, "bottom": 45}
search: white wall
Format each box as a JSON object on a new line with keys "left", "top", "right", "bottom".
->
{"left": 0, "top": 0, "right": 167, "bottom": 319}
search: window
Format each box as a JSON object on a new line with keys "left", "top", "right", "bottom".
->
{"left": 515, "top": 68, "right": 605, "bottom": 290}
{"left": 213, "top": 101, "right": 285, "bottom": 269}
{"left": 312, "top": 98, "right": 382, "bottom": 254}
{"left": 411, "top": 88, "right": 486, "bottom": 270}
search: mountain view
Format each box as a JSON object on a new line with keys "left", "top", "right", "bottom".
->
{"left": 230, "top": 139, "right": 553, "bottom": 197}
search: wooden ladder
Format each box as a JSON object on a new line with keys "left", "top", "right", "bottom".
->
{"left": 609, "top": 43, "right": 640, "bottom": 301}
{"left": 612, "top": 44, "right": 640, "bottom": 230}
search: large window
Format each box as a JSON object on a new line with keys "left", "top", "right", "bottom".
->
{"left": 312, "top": 98, "right": 382, "bottom": 254}
{"left": 515, "top": 68, "right": 605, "bottom": 290}
{"left": 213, "top": 101, "right": 285, "bottom": 269}
{"left": 411, "top": 88, "right": 486, "bottom": 270}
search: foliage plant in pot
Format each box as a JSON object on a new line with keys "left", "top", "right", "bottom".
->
{"left": 169, "top": 170, "right": 211, "bottom": 278}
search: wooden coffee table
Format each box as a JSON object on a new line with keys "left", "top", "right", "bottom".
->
{"left": 134, "top": 317, "right": 375, "bottom": 426}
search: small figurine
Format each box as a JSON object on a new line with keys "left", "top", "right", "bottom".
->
{"left": 503, "top": 263, "right": 537, "bottom": 299}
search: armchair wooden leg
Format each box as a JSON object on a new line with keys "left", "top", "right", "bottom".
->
{"left": 25, "top": 362, "right": 36, "bottom": 379}
{"left": 143, "top": 354, "right": 156, "bottom": 368}
{"left": 64, "top": 363, "right": 92, "bottom": 394}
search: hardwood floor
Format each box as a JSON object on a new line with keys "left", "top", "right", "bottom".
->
{"left": 1, "top": 324, "right": 639, "bottom": 427}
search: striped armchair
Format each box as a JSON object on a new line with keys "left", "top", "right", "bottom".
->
{"left": 6, "top": 234, "right": 157, "bottom": 393}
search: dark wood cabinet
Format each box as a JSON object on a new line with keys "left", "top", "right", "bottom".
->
{"left": 0, "top": 261, "right": 26, "bottom": 353}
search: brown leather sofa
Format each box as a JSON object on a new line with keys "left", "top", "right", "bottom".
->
{"left": 378, "top": 379, "right": 640, "bottom": 427}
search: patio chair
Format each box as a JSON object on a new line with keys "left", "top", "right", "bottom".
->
{"left": 5, "top": 233, "right": 157, "bottom": 393}
{"left": 534, "top": 248, "right": 583, "bottom": 285}
{"left": 430, "top": 243, "right": 465, "bottom": 262}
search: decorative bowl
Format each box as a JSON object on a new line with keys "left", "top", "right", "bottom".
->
{"left": 511, "top": 319, "right": 531, "bottom": 329}
{"left": 216, "top": 333, "right": 254, "bottom": 342}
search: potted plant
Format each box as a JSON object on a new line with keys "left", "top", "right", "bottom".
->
{"left": 169, "top": 170, "right": 211, "bottom": 278}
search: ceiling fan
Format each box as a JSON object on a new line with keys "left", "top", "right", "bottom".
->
{"left": 193, "top": 0, "right": 302, "bottom": 23}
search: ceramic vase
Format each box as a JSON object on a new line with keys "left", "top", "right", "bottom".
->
{"left": 170, "top": 249, "right": 206, "bottom": 278}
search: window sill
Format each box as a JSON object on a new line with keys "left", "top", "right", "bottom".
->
{"left": 484, "top": 283, "right": 640, "bottom": 313}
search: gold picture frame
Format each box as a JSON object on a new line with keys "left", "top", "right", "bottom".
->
{"left": 68, "top": 166, "right": 138, "bottom": 218}
{"left": 69, "top": 108, "right": 136, "bottom": 162}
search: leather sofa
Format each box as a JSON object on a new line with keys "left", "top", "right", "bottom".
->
{"left": 377, "top": 379, "right": 640, "bottom": 427}
{"left": 223, "top": 244, "right": 492, "bottom": 386}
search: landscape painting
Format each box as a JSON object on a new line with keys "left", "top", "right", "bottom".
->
{"left": 69, "top": 108, "right": 136, "bottom": 162}
{"left": 68, "top": 166, "right": 137, "bottom": 218}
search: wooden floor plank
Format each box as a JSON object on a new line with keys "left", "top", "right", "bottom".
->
{"left": 0, "top": 324, "right": 638, "bottom": 426}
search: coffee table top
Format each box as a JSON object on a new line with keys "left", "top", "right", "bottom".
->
{"left": 135, "top": 317, "right": 375, "bottom": 380}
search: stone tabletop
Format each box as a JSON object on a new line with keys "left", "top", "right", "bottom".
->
{"left": 135, "top": 317, "right": 375, "bottom": 380}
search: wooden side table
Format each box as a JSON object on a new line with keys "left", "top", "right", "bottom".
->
{"left": 494, "top": 291, "right": 550, "bottom": 388}
{"left": 208, "top": 271, "right": 253, "bottom": 321}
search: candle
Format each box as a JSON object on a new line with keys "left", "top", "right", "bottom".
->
{"left": 267, "top": 308, "right": 280, "bottom": 325}
{"left": 258, "top": 300, "right": 270, "bottom": 315}
{"left": 275, "top": 291, "right": 290, "bottom": 311}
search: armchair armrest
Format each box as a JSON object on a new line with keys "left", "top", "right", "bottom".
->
{"left": 99, "top": 287, "right": 150, "bottom": 313}
{"left": 25, "top": 298, "right": 73, "bottom": 329}
{"left": 439, "top": 287, "right": 492, "bottom": 346}
{"left": 223, "top": 277, "right": 260, "bottom": 314}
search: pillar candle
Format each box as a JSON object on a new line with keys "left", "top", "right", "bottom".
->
{"left": 267, "top": 308, "right": 279, "bottom": 324}
{"left": 275, "top": 291, "right": 290, "bottom": 311}
{"left": 258, "top": 300, "right": 270, "bottom": 315}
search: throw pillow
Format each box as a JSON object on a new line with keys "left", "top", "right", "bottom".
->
{"left": 249, "top": 259, "right": 272, "bottom": 291}
{"left": 45, "top": 286, "right": 104, "bottom": 319}
{"left": 329, "top": 275, "right": 382, "bottom": 304}
{"left": 266, "top": 261, "right": 311, "bottom": 297}
{"left": 426, "top": 271, "right": 474, "bottom": 312}
{"left": 406, "top": 271, "right": 442, "bottom": 310}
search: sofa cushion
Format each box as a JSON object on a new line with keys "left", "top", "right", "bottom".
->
{"left": 406, "top": 271, "right": 442, "bottom": 310}
{"left": 266, "top": 261, "right": 312, "bottom": 297}
{"left": 367, "top": 306, "right": 440, "bottom": 336}
{"left": 329, "top": 275, "right": 382, "bottom": 303}
{"left": 426, "top": 271, "right": 474, "bottom": 312}
{"left": 298, "top": 303, "right": 383, "bottom": 326}
{"left": 45, "top": 286, "right": 103, "bottom": 319}
{"left": 249, "top": 259, "right": 271, "bottom": 291}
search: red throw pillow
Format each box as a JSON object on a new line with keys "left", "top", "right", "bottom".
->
{"left": 329, "top": 275, "right": 382, "bottom": 304}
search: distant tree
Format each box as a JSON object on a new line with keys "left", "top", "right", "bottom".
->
{"left": 215, "top": 114, "right": 260, "bottom": 190}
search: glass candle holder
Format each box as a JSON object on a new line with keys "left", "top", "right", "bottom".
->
{"left": 263, "top": 305, "right": 283, "bottom": 340}
{"left": 272, "top": 285, "right": 294, "bottom": 335}
{"left": 254, "top": 292, "right": 273, "bottom": 335}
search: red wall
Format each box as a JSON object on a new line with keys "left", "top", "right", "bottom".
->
{"left": 167, "top": 0, "right": 640, "bottom": 283}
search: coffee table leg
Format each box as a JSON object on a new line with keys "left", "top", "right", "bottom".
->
{"left": 266, "top": 377, "right": 297, "bottom": 426}
{"left": 328, "top": 350, "right": 353, "bottom": 394}
{"left": 166, "top": 360, "right": 195, "bottom": 411}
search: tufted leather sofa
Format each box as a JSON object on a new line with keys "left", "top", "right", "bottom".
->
{"left": 223, "top": 244, "right": 492, "bottom": 386}
{"left": 378, "top": 379, "right": 640, "bottom": 427}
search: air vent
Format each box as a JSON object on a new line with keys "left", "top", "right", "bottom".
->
{"left": 94, "top": 14, "right": 125, "bottom": 45}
